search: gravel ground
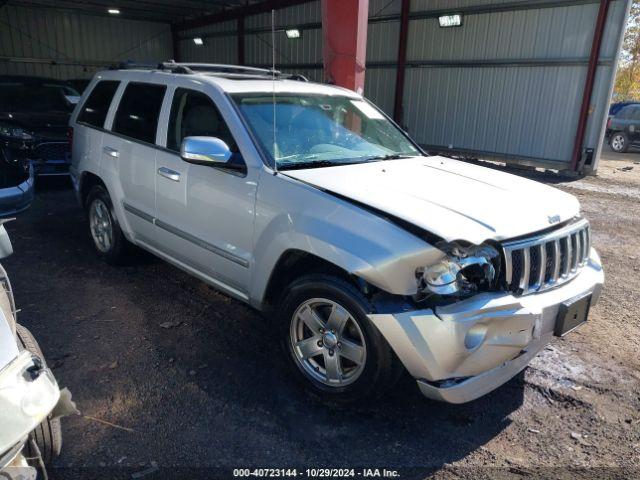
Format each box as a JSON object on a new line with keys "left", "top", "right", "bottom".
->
{"left": 3, "top": 151, "right": 640, "bottom": 479}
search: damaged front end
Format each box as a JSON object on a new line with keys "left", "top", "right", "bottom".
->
{"left": 368, "top": 221, "right": 604, "bottom": 403}
{"left": 0, "top": 352, "right": 60, "bottom": 463}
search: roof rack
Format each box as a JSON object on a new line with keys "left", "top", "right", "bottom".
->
{"left": 110, "top": 60, "right": 308, "bottom": 81}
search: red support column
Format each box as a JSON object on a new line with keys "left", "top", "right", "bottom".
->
{"left": 321, "top": 0, "right": 369, "bottom": 94}
{"left": 570, "top": 0, "right": 611, "bottom": 172}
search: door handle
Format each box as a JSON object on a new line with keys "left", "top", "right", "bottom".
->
{"left": 157, "top": 167, "right": 181, "bottom": 182}
{"left": 103, "top": 146, "right": 119, "bottom": 158}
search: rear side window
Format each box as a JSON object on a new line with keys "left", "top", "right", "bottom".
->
{"left": 619, "top": 106, "right": 633, "bottom": 120}
{"left": 77, "top": 81, "right": 119, "bottom": 128}
{"left": 632, "top": 107, "right": 640, "bottom": 121}
{"left": 112, "top": 82, "right": 166, "bottom": 144}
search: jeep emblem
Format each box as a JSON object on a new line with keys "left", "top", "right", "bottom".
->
{"left": 548, "top": 215, "right": 561, "bottom": 224}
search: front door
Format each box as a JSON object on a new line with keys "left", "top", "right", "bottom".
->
{"left": 154, "top": 87, "right": 257, "bottom": 299}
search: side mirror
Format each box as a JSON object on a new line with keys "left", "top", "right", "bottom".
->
{"left": 180, "top": 136, "right": 232, "bottom": 166}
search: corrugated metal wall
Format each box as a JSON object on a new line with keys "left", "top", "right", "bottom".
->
{"left": 177, "top": 21, "right": 238, "bottom": 66}
{"left": 175, "top": 0, "right": 628, "bottom": 171}
{"left": 0, "top": 4, "right": 172, "bottom": 80}
{"left": 177, "top": 2, "right": 323, "bottom": 81}
{"left": 401, "top": 0, "right": 629, "bottom": 169}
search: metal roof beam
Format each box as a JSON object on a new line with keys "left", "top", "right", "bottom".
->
{"left": 173, "top": 0, "right": 315, "bottom": 31}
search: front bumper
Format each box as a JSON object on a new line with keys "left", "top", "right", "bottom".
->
{"left": 369, "top": 248, "right": 604, "bottom": 403}
{"left": 0, "top": 351, "right": 60, "bottom": 464}
{"left": 0, "top": 165, "right": 35, "bottom": 217}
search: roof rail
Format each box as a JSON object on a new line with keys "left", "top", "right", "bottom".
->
{"left": 170, "top": 62, "right": 279, "bottom": 75}
{"left": 109, "top": 60, "right": 309, "bottom": 81}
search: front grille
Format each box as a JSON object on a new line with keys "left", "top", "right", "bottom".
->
{"left": 502, "top": 219, "right": 590, "bottom": 295}
{"left": 32, "top": 142, "right": 70, "bottom": 161}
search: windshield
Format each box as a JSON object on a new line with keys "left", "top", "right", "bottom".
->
{"left": 0, "top": 83, "right": 73, "bottom": 112}
{"left": 232, "top": 93, "right": 420, "bottom": 169}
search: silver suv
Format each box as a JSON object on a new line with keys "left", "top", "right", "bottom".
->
{"left": 69, "top": 63, "right": 604, "bottom": 403}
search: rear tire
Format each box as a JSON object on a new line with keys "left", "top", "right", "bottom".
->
{"left": 15, "top": 324, "right": 62, "bottom": 466}
{"left": 278, "top": 274, "right": 402, "bottom": 404}
{"left": 85, "top": 185, "right": 130, "bottom": 264}
{"left": 610, "top": 132, "right": 629, "bottom": 153}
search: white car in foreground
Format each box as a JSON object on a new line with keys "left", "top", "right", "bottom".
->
{"left": 0, "top": 222, "right": 74, "bottom": 478}
{"left": 69, "top": 63, "right": 604, "bottom": 403}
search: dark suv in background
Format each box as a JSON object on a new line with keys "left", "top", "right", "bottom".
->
{"left": 607, "top": 103, "right": 640, "bottom": 153}
{"left": 0, "top": 76, "right": 74, "bottom": 177}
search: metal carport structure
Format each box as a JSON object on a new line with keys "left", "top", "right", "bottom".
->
{"left": 0, "top": 0, "right": 632, "bottom": 173}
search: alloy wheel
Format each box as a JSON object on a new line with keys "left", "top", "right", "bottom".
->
{"left": 290, "top": 298, "right": 367, "bottom": 387}
{"left": 89, "top": 199, "right": 113, "bottom": 253}
{"left": 611, "top": 134, "right": 625, "bottom": 152}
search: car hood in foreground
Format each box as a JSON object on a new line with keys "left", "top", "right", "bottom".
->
{"left": 283, "top": 156, "right": 580, "bottom": 245}
{"left": 0, "top": 111, "right": 70, "bottom": 139}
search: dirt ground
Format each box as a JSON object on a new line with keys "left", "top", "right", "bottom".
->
{"left": 3, "top": 146, "right": 639, "bottom": 479}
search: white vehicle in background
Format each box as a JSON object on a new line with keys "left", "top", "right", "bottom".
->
{"left": 69, "top": 62, "right": 604, "bottom": 404}
{"left": 0, "top": 221, "right": 73, "bottom": 479}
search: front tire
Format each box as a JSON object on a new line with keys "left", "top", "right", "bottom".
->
{"left": 278, "top": 274, "right": 401, "bottom": 403}
{"left": 85, "top": 185, "right": 129, "bottom": 264}
{"left": 610, "top": 132, "right": 629, "bottom": 153}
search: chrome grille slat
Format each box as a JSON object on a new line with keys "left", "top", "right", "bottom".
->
{"left": 552, "top": 239, "right": 561, "bottom": 283}
{"left": 502, "top": 220, "right": 590, "bottom": 296}
{"left": 519, "top": 247, "right": 531, "bottom": 291}
{"left": 537, "top": 244, "right": 547, "bottom": 288}
{"left": 572, "top": 234, "right": 579, "bottom": 272}
{"left": 575, "top": 232, "right": 583, "bottom": 269}
{"left": 504, "top": 249, "right": 513, "bottom": 284}
{"left": 585, "top": 228, "right": 591, "bottom": 258}
{"left": 564, "top": 236, "right": 572, "bottom": 277}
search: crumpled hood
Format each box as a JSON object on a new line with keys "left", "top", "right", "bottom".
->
{"left": 0, "top": 111, "right": 70, "bottom": 139}
{"left": 283, "top": 156, "right": 580, "bottom": 245}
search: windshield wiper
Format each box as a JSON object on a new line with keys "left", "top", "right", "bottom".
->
{"left": 364, "top": 154, "right": 414, "bottom": 162}
{"left": 277, "top": 160, "right": 341, "bottom": 171}
{"left": 277, "top": 154, "right": 415, "bottom": 171}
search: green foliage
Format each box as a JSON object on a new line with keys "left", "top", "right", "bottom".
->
{"left": 614, "top": 1, "right": 640, "bottom": 101}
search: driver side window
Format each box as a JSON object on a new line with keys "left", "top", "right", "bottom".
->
{"left": 167, "top": 88, "right": 239, "bottom": 154}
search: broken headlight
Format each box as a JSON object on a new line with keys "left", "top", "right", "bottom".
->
{"left": 416, "top": 243, "right": 500, "bottom": 297}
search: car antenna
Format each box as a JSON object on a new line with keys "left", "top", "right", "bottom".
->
{"left": 271, "top": 8, "right": 279, "bottom": 175}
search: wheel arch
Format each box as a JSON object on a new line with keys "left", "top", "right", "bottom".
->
{"left": 259, "top": 249, "right": 373, "bottom": 310}
{"left": 79, "top": 171, "right": 107, "bottom": 208}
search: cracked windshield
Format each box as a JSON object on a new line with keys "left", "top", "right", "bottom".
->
{"left": 233, "top": 94, "right": 420, "bottom": 170}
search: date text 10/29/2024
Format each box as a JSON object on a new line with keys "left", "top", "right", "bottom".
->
{"left": 233, "top": 469, "right": 401, "bottom": 478}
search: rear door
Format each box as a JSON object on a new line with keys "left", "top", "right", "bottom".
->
{"left": 613, "top": 105, "right": 634, "bottom": 134}
{"left": 102, "top": 81, "right": 166, "bottom": 246}
{"left": 154, "top": 86, "right": 256, "bottom": 300}
{"left": 629, "top": 106, "right": 640, "bottom": 143}
{"left": 72, "top": 80, "right": 120, "bottom": 186}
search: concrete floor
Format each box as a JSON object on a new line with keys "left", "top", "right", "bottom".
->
{"left": 2, "top": 151, "right": 639, "bottom": 479}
